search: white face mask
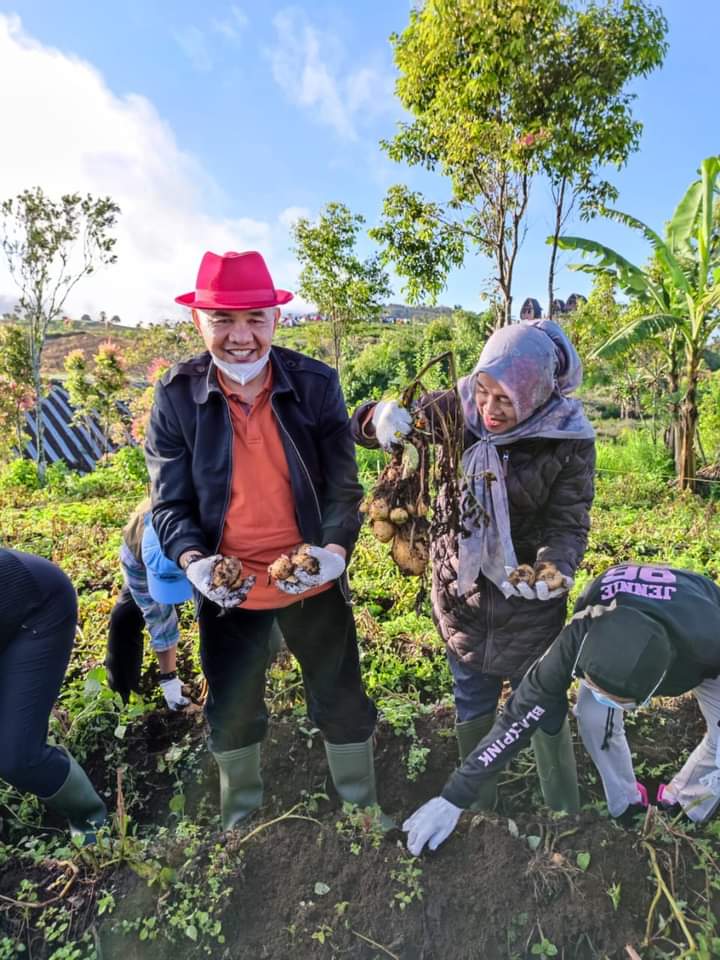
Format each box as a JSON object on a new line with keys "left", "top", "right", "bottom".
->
{"left": 211, "top": 350, "right": 271, "bottom": 386}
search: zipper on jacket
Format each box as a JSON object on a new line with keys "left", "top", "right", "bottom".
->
{"left": 271, "top": 396, "right": 352, "bottom": 604}
{"left": 271, "top": 397, "right": 323, "bottom": 524}
{"left": 502, "top": 451, "right": 510, "bottom": 477}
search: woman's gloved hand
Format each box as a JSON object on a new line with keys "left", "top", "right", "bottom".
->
{"left": 402, "top": 796, "right": 463, "bottom": 856}
{"left": 185, "top": 555, "right": 255, "bottom": 608}
{"left": 500, "top": 562, "right": 573, "bottom": 601}
{"left": 274, "top": 545, "right": 346, "bottom": 596}
{"left": 159, "top": 674, "right": 190, "bottom": 711}
{"left": 371, "top": 400, "right": 413, "bottom": 451}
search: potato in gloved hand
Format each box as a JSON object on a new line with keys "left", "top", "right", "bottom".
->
{"left": 269, "top": 544, "right": 345, "bottom": 595}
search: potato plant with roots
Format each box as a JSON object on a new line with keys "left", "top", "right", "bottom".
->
{"left": 362, "top": 352, "right": 464, "bottom": 586}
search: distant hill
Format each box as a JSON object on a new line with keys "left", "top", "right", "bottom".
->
{"left": 380, "top": 303, "right": 454, "bottom": 321}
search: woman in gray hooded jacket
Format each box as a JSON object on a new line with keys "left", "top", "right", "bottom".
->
{"left": 352, "top": 321, "right": 595, "bottom": 812}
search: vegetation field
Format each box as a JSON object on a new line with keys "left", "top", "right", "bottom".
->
{"left": 1, "top": 434, "right": 720, "bottom": 960}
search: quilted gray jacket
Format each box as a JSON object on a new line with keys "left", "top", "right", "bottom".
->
{"left": 351, "top": 393, "right": 596, "bottom": 677}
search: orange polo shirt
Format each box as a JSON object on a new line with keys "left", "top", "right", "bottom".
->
{"left": 218, "top": 367, "right": 331, "bottom": 610}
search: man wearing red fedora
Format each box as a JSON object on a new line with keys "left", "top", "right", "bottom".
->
{"left": 145, "top": 251, "right": 384, "bottom": 829}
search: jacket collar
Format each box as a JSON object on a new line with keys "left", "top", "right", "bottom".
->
{"left": 173, "top": 348, "right": 300, "bottom": 405}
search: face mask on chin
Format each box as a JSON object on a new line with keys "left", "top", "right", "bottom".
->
{"left": 211, "top": 350, "right": 271, "bottom": 386}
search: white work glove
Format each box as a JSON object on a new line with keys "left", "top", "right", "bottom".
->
{"left": 159, "top": 676, "right": 190, "bottom": 711}
{"left": 402, "top": 796, "right": 463, "bottom": 856}
{"left": 185, "top": 555, "right": 255, "bottom": 608}
{"left": 274, "top": 545, "right": 346, "bottom": 596}
{"left": 500, "top": 566, "right": 573, "bottom": 602}
{"left": 371, "top": 400, "right": 412, "bottom": 451}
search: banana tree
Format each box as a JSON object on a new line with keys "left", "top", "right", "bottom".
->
{"left": 553, "top": 155, "right": 720, "bottom": 489}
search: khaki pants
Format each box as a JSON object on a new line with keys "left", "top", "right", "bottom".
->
{"left": 574, "top": 678, "right": 720, "bottom": 823}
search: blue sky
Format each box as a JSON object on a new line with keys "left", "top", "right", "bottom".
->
{"left": 0, "top": 1, "right": 717, "bottom": 323}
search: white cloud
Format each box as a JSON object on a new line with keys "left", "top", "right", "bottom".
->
{"left": 211, "top": 6, "right": 249, "bottom": 41}
{"left": 278, "top": 205, "right": 311, "bottom": 230}
{"left": 0, "top": 15, "right": 298, "bottom": 326}
{"left": 269, "top": 9, "right": 396, "bottom": 141}
{"left": 174, "top": 25, "right": 214, "bottom": 72}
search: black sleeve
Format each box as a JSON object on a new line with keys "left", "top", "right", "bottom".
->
{"left": 536, "top": 439, "right": 595, "bottom": 578}
{"left": 144, "top": 382, "right": 209, "bottom": 564}
{"left": 440, "top": 617, "right": 586, "bottom": 808}
{"left": 317, "top": 373, "right": 364, "bottom": 552}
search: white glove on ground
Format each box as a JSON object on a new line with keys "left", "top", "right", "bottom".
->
{"left": 371, "top": 400, "right": 413, "bottom": 451}
{"left": 185, "top": 555, "right": 255, "bottom": 608}
{"left": 402, "top": 796, "right": 463, "bottom": 856}
{"left": 159, "top": 676, "right": 190, "bottom": 711}
{"left": 275, "top": 545, "right": 346, "bottom": 596}
{"left": 500, "top": 566, "right": 573, "bottom": 602}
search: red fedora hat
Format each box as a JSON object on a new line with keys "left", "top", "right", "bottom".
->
{"left": 175, "top": 251, "right": 293, "bottom": 310}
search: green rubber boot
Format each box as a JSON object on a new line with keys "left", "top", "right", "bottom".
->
{"left": 532, "top": 717, "right": 580, "bottom": 814}
{"left": 455, "top": 714, "right": 500, "bottom": 811}
{"left": 213, "top": 743, "right": 263, "bottom": 830}
{"left": 40, "top": 751, "right": 107, "bottom": 844}
{"left": 324, "top": 738, "right": 394, "bottom": 829}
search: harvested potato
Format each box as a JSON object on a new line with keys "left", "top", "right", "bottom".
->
{"left": 368, "top": 497, "right": 391, "bottom": 521}
{"left": 392, "top": 532, "right": 429, "bottom": 577}
{"left": 507, "top": 564, "right": 536, "bottom": 587}
{"left": 268, "top": 554, "right": 294, "bottom": 581}
{"left": 211, "top": 557, "right": 245, "bottom": 590}
{"left": 372, "top": 520, "right": 396, "bottom": 543}
{"left": 533, "top": 561, "right": 565, "bottom": 591}
{"left": 291, "top": 546, "right": 320, "bottom": 576}
{"left": 389, "top": 507, "right": 409, "bottom": 525}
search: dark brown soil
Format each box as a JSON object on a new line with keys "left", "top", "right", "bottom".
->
{"left": 1, "top": 694, "right": 711, "bottom": 960}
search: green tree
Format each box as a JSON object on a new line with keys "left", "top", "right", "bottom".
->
{"left": 1, "top": 187, "right": 119, "bottom": 480}
{"left": 64, "top": 341, "right": 129, "bottom": 455}
{"left": 536, "top": 1, "right": 667, "bottom": 312}
{"left": 0, "top": 324, "right": 34, "bottom": 457}
{"left": 372, "top": 0, "right": 666, "bottom": 323}
{"left": 292, "top": 202, "right": 391, "bottom": 374}
{"left": 556, "top": 155, "right": 720, "bottom": 489}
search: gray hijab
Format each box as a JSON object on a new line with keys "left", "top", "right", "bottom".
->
{"left": 455, "top": 320, "right": 594, "bottom": 597}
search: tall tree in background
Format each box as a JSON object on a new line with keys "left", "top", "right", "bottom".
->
{"left": 556, "top": 156, "right": 720, "bottom": 490}
{"left": 374, "top": 0, "right": 666, "bottom": 323}
{"left": 536, "top": 1, "right": 667, "bottom": 312}
{"left": 292, "top": 202, "right": 390, "bottom": 374}
{"left": 1, "top": 187, "right": 119, "bottom": 480}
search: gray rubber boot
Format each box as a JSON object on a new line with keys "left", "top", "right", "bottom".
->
{"left": 324, "top": 738, "right": 394, "bottom": 828}
{"left": 40, "top": 751, "right": 107, "bottom": 844}
{"left": 213, "top": 743, "right": 263, "bottom": 830}
{"left": 532, "top": 717, "right": 580, "bottom": 814}
{"left": 455, "top": 714, "right": 500, "bottom": 811}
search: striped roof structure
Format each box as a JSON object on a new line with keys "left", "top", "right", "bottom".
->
{"left": 22, "top": 382, "right": 129, "bottom": 472}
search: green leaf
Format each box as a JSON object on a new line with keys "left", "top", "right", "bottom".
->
{"left": 185, "top": 925, "right": 198, "bottom": 942}
{"left": 527, "top": 835, "right": 542, "bottom": 851}
{"left": 576, "top": 851, "right": 591, "bottom": 871}
{"left": 113, "top": 724, "right": 126, "bottom": 740}
{"left": 314, "top": 881, "right": 331, "bottom": 896}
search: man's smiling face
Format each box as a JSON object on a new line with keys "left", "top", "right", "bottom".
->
{"left": 193, "top": 307, "right": 279, "bottom": 364}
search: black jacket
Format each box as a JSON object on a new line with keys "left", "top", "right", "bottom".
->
{"left": 145, "top": 346, "right": 364, "bottom": 566}
{"left": 351, "top": 393, "right": 596, "bottom": 677}
{"left": 441, "top": 565, "right": 720, "bottom": 808}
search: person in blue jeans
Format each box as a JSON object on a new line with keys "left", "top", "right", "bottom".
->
{"left": 0, "top": 548, "right": 106, "bottom": 842}
{"left": 106, "top": 500, "right": 192, "bottom": 710}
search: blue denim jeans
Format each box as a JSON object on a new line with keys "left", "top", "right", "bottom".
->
{"left": 448, "top": 651, "right": 566, "bottom": 734}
